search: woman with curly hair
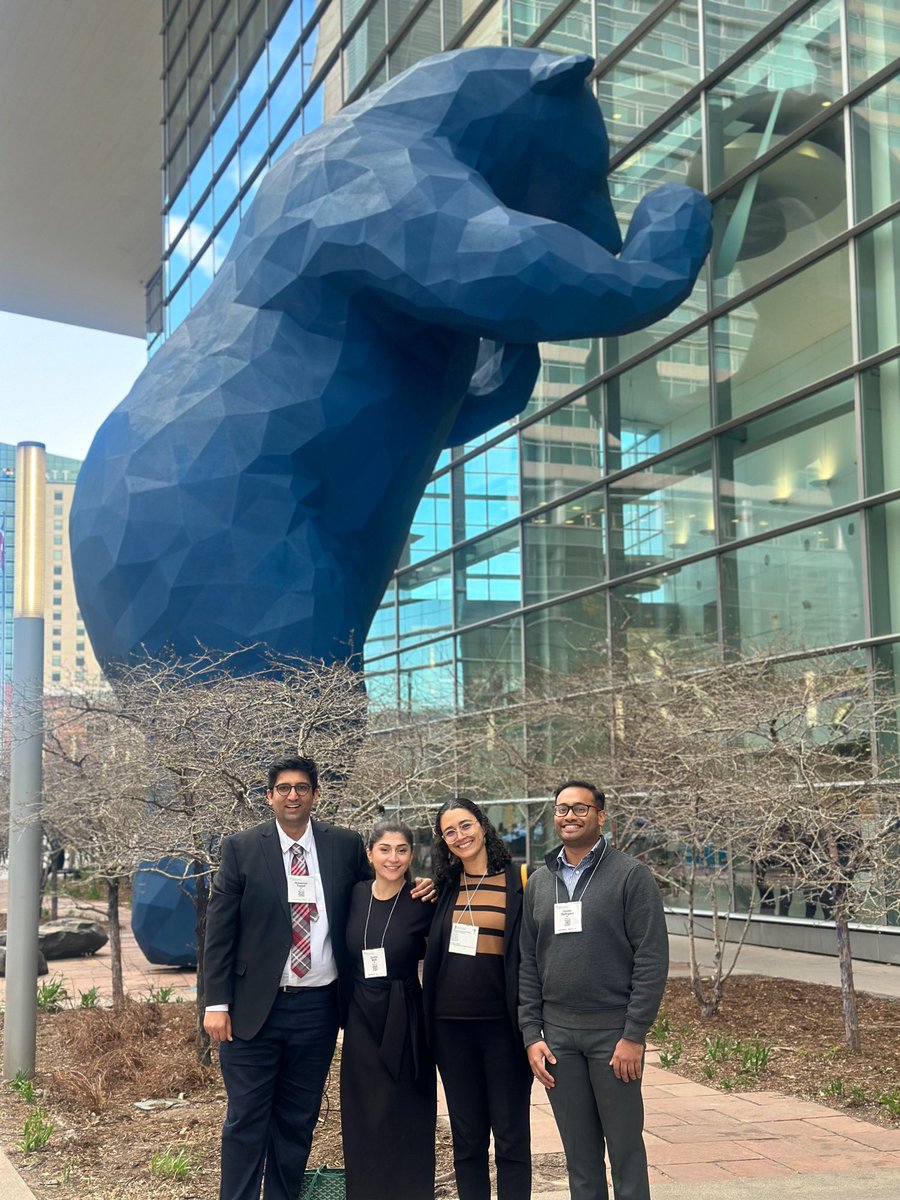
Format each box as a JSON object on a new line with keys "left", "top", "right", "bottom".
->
{"left": 423, "top": 798, "right": 532, "bottom": 1200}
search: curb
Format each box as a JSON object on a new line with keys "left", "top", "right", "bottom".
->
{"left": 0, "top": 1148, "right": 37, "bottom": 1199}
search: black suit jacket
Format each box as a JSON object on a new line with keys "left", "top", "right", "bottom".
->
{"left": 422, "top": 860, "right": 524, "bottom": 1040}
{"left": 204, "top": 817, "right": 369, "bottom": 1040}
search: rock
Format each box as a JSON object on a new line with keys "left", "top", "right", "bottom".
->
{"left": 37, "top": 918, "right": 108, "bottom": 959}
{"left": 0, "top": 947, "right": 49, "bottom": 976}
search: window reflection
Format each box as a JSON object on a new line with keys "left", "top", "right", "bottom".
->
{"left": 718, "top": 380, "right": 857, "bottom": 543}
{"left": 400, "top": 638, "right": 456, "bottom": 712}
{"left": 524, "top": 491, "right": 606, "bottom": 604}
{"left": 403, "top": 475, "right": 452, "bottom": 566}
{"left": 366, "top": 578, "right": 397, "bottom": 656}
{"left": 853, "top": 74, "right": 900, "bottom": 223}
{"left": 457, "top": 617, "right": 522, "bottom": 709}
{"left": 847, "top": 1, "right": 900, "bottom": 89}
{"left": 857, "top": 211, "right": 900, "bottom": 361}
{"left": 704, "top": 0, "right": 797, "bottom": 71}
{"left": 861, "top": 353, "right": 900, "bottom": 495}
{"left": 525, "top": 592, "right": 607, "bottom": 692}
{"left": 398, "top": 555, "right": 453, "bottom": 645}
{"left": 722, "top": 515, "right": 864, "bottom": 655}
{"left": 611, "top": 555, "right": 718, "bottom": 653}
{"left": 455, "top": 529, "right": 522, "bottom": 625}
{"left": 456, "top": 436, "right": 519, "bottom": 541}
{"left": 521, "top": 389, "right": 604, "bottom": 512}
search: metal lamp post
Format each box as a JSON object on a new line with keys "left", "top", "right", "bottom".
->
{"left": 3, "top": 441, "right": 46, "bottom": 1080}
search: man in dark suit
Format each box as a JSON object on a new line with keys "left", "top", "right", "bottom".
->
{"left": 204, "top": 754, "right": 428, "bottom": 1200}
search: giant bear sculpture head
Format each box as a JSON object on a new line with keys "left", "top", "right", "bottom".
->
{"left": 71, "top": 47, "right": 711, "bottom": 675}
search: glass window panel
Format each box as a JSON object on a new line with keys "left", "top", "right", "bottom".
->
{"left": 389, "top": 3, "right": 443, "bottom": 76}
{"left": 524, "top": 0, "right": 593, "bottom": 57}
{"left": 213, "top": 152, "right": 241, "bottom": 221}
{"left": 857, "top": 211, "right": 900, "bottom": 361}
{"left": 239, "top": 0, "right": 266, "bottom": 73}
{"left": 718, "top": 379, "right": 857, "bottom": 544}
{"left": 167, "top": 277, "right": 191, "bottom": 335}
{"left": 270, "top": 0, "right": 301, "bottom": 72}
{"left": 403, "top": 475, "right": 452, "bottom": 565}
{"left": 707, "top": 0, "right": 843, "bottom": 191}
{"left": 704, "top": 1, "right": 793, "bottom": 72}
{"left": 457, "top": 617, "right": 523, "bottom": 709}
{"left": 344, "top": 0, "right": 387, "bottom": 95}
{"left": 273, "top": 111, "right": 304, "bottom": 159}
{"left": 366, "top": 578, "right": 397, "bottom": 656}
{"left": 213, "top": 0, "right": 239, "bottom": 71}
{"left": 190, "top": 250, "right": 215, "bottom": 304}
{"left": 400, "top": 638, "right": 456, "bottom": 712}
{"left": 169, "top": 32, "right": 190, "bottom": 102}
{"left": 521, "top": 388, "right": 604, "bottom": 512}
{"left": 239, "top": 109, "right": 268, "bottom": 182}
{"left": 304, "top": 84, "right": 324, "bottom": 133}
{"left": 191, "top": 37, "right": 213, "bottom": 105}
{"left": 189, "top": 141, "right": 214, "bottom": 209}
{"left": 168, "top": 83, "right": 189, "bottom": 151}
{"left": 239, "top": 45, "right": 269, "bottom": 126}
{"left": 595, "top": 0, "right": 662, "bottom": 59}
{"left": 169, "top": 135, "right": 190, "bottom": 199}
{"left": 213, "top": 99, "right": 239, "bottom": 169}
{"left": 611, "top": 553, "right": 718, "bottom": 652}
{"left": 302, "top": 22, "right": 320, "bottom": 91}
{"left": 721, "top": 514, "right": 864, "bottom": 654}
{"left": 459, "top": 1, "right": 505, "bottom": 49}
{"left": 302, "top": 0, "right": 319, "bottom": 31}
{"left": 847, "top": 1, "right": 900, "bottom": 90}
{"left": 528, "top": 339, "right": 599, "bottom": 414}
{"left": 455, "top": 435, "right": 520, "bottom": 541}
{"left": 524, "top": 489, "right": 606, "bottom": 604}
{"left": 596, "top": 2, "right": 700, "bottom": 154}
{"left": 524, "top": 592, "right": 607, "bottom": 691}
{"left": 240, "top": 168, "right": 266, "bottom": 214}
{"left": 861, "top": 352, "right": 900, "bottom": 495}
{"left": 167, "top": 182, "right": 191, "bottom": 247}
{"left": 608, "top": 441, "right": 713, "bottom": 577}
{"left": 853, "top": 73, "right": 900, "bottom": 224}
{"left": 868, "top": 499, "right": 900, "bottom": 637}
{"left": 606, "top": 327, "right": 710, "bottom": 472}
{"left": 213, "top": 43, "right": 239, "bottom": 113}
{"left": 214, "top": 207, "right": 240, "bottom": 270}
{"left": 168, "top": 229, "right": 192, "bottom": 288}
{"left": 711, "top": 111, "right": 846, "bottom": 308}
{"left": 455, "top": 528, "right": 522, "bottom": 625}
{"left": 363, "top": 656, "right": 399, "bottom": 709}
{"left": 715, "top": 246, "right": 852, "bottom": 422}
{"left": 270, "top": 55, "right": 303, "bottom": 140}
{"left": 398, "top": 554, "right": 453, "bottom": 645}
{"left": 189, "top": 196, "right": 213, "bottom": 260}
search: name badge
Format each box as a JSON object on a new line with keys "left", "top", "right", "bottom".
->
{"left": 449, "top": 922, "right": 479, "bottom": 956}
{"left": 554, "top": 901, "right": 582, "bottom": 934}
{"left": 362, "top": 948, "right": 387, "bottom": 978}
{"left": 288, "top": 876, "right": 317, "bottom": 904}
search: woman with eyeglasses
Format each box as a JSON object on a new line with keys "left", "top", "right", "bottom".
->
{"left": 340, "top": 817, "right": 436, "bottom": 1200}
{"left": 423, "top": 797, "right": 532, "bottom": 1200}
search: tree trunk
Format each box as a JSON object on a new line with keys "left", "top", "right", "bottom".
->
{"left": 193, "top": 863, "right": 211, "bottom": 1065}
{"left": 835, "top": 918, "right": 861, "bottom": 1053}
{"left": 107, "top": 878, "right": 125, "bottom": 1011}
{"left": 50, "top": 856, "right": 60, "bottom": 920}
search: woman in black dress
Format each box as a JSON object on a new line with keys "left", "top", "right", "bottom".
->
{"left": 423, "top": 797, "right": 532, "bottom": 1200}
{"left": 340, "top": 818, "right": 436, "bottom": 1200}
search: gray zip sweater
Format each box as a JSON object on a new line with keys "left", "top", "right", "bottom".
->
{"left": 518, "top": 843, "right": 668, "bottom": 1046}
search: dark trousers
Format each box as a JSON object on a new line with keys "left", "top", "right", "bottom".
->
{"left": 218, "top": 985, "right": 339, "bottom": 1200}
{"left": 433, "top": 1018, "right": 532, "bottom": 1200}
{"left": 543, "top": 1022, "right": 649, "bottom": 1200}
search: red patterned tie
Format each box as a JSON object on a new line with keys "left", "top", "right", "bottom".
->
{"left": 289, "top": 842, "right": 313, "bottom": 978}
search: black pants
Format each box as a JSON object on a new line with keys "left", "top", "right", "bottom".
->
{"left": 433, "top": 1018, "right": 532, "bottom": 1200}
{"left": 218, "top": 985, "right": 339, "bottom": 1200}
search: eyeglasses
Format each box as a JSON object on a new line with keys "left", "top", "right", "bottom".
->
{"left": 274, "top": 782, "right": 313, "bottom": 797}
{"left": 442, "top": 819, "right": 478, "bottom": 843}
{"left": 554, "top": 802, "right": 601, "bottom": 817}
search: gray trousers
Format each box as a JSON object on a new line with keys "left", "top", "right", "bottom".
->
{"left": 543, "top": 1022, "right": 649, "bottom": 1200}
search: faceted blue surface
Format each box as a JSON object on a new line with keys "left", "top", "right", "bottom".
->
{"left": 131, "top": 858, "right": 198, "bottom": 968}
{"left": 71, "top": 46, "right": 711, "bottom": 674}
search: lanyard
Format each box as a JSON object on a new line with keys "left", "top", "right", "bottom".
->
{"left": 363, "top": 883, "right": 404, "bottom": 950}
{"left": 555, "top": 839, "right": 607, "bottom": 904}
{"left": 455, "top": 870, "right": 488, "bottom": 925}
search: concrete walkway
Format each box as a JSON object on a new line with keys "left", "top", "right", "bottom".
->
{"left": 2, "top": 884, "right": 900, "bottom": 1197}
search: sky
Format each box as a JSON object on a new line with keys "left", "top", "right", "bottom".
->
{"left": 0, "top": 311, "right": 147, "bottom": 462}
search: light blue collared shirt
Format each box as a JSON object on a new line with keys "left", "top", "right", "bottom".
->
{"left": 556, "top": 836, "right": 607, "bottom": 899}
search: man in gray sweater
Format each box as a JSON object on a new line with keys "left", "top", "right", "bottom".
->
{"left": 519, "top": 780, "right": 668, "bottom": 1200}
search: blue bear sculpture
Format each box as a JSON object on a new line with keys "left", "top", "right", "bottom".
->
{"left": 71, "top": 47, "right": 711, "bottom": 673}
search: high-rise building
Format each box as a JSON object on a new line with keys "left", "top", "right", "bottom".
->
{"left": 0, "top": 448, "right": 104, "bottom": 716}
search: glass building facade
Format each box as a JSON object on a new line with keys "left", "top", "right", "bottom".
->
{"left": 155, "top": 2, "right": 900, "bottom": 723}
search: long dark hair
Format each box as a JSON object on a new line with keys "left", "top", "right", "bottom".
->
{"left": 367, "top": 817, "right": 415, "bottom": 882}
{"left": 431, "top": 797, "right": 511, "bottom": 887}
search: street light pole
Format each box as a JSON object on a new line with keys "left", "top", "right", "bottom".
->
{"left": 3, "top": 442, "right": 46, "bottom": 1080}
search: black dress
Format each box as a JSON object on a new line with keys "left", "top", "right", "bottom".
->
{"left": 340, "top": 881, "right": 436, "bottom": 1200}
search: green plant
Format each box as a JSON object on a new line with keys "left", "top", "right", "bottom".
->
{"left": 825, "top": 1077, "right": 845, "bottom": 1097}
{"left": 147, "top": 984, "right": 175, "bottom": 1004}
{"left": 149, "top": 1147, "right": 198, "bottom": 1180}
{"left": 36, "top": 978, "right": 68, "bottom": 1013}
{"left": 78, "top": 986, "right": 100, "bottom": 1009}
{"left": 9, "top": 1072, "right": 36, "bottom": 1103}
{"left": 735, "top": 1036, "right": 772, "bottom": 1075}
{"left": 720, "top": 1076, "right": 737, "bottom": 1091}
{"left": 20, "top": 1109, "right": 54, "bottom": 1152}
{"left": 849, "top": 1086, "right": 866, "bottom": 1105}
{"left": 658, "top": 1040, "right": 682, "bottom": 1069}
{"left": 877, "top": 1088, "right": 900, "bottom": 1118}
{"left": 703, "top": 1035, "right": 732, "bottom": 1064}
{"left": 702, "top": 1064, "right": 715, "bottom": 1080}
{"left": 649, "top": 1012, "right": 671, "bottom": 1044}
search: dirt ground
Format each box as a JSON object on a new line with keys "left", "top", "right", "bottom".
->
{"left": 0, "top": 976, "right": 897, "bottom": 1199}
